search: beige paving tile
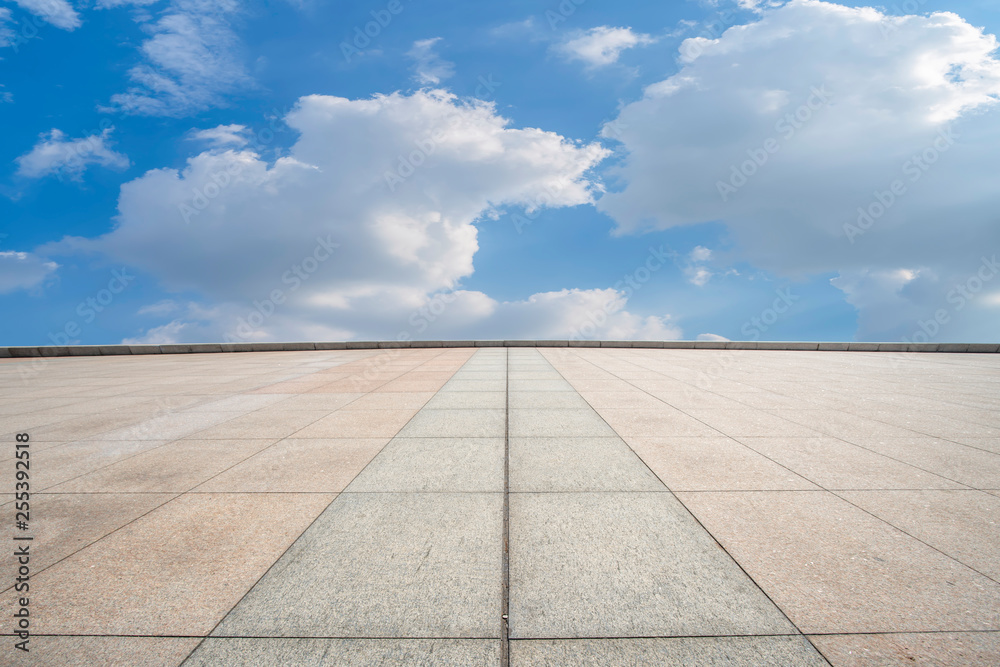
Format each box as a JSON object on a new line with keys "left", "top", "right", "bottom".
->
{"left": 510, "top": 636, "right": 828, "bottom": 665}
{"left": 187, "top": 409, "right": 329, "bottom": 439}
{"left": 293, "top": 409, "right": 419, "bottom": 438}
{"left": 275, "top": 393, "right": 363, "bottom": 410}
{"left": 628, "top": 436, "right": 819, "bottom": 491}
{"left": 678, "top": 490, "right": 1000, "bottom": 633}
{"left": 594, "top": 407, "right": 719, "bottom": 437}
{"left": 338, "top": 391, "right": 435, "bottom": 410}
{"left": 195, "top": 438, "right": 390, "bottom": 492}
{"left": 737, "top": 437, "right": 964, "bottom": 490}
{"left": 770, "top": 409, "right": 927, "bottom": 440}
{"left": 24, "top": 636, "right": 201, "bottom": 666}
{"left": 838, "top": 489, "right": 1000, "bottom": 580}
{"left": 576, "top": 390, "right": 671, "bottom": 409}
{"left": 850, "top": 437, "right": 1000, "bottom": 489}
{"left": 48, "top": 438, "right": 278, "bottom": 493}
{"left": 810, "top": 632, "right": 1000, "bottom": 667}
{"left": 0, "top": 493, "right": 334, "bottom": 635}
{"left": 29, "top": 439, "right": 174, "bottom": 489}
{"left": 682, "top": 409, "right": 824, "bottom": 437}
{"left": 1, "top": 492, "right": 175, "bottom": 578}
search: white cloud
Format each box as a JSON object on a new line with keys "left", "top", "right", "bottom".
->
{"left": 16, "top": 128, "right": 130, "bottom": 181}
{"left": 696, "top": 333, "right": 730, "bottom": 341}
{"left": 407, "top": 38, "right": 455, "bottom": 86}
{"left": 107, "top": 0, "right": 253, "bottom": 116}
{"left": 10, "top": 0, "right": 80, "bottom": 30}
{"left": 96, "top": 0, "right": 161, "bottom": 8}
{"left": 188, "top": 124, "right": 249, "bottom": 147}
{"left": 690, "top": 245, "right": 712, "bottom": 262}
{"left": 686, "top": 267, "right": 713, "bottom": 287}
{"left": 0, "top": 9, "right": 14, "bottom": 48}
{"left": 554, "top": 26, "right": 655, "bottom": 68}
{"left": 47, "top": 90, "right": 653, "bottom": 342}
{"left": 0, "top": 251, "right": 58, "bottom": 293}
{"left": 137, "top": 299, "right": 181, "bottom": 316}
{"left": 598, "top": 0, "right": 1000, "bottom": 340}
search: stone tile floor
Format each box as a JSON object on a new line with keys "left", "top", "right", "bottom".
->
{"left": 1, "top": 347, "right": 998, "bottom": 665}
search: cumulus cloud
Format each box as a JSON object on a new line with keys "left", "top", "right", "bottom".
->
{"left": 16, "top": 128, "right": 130, "bottom": 181}
{"left": 107, "top": 0, "right": 253, "bottom": 116}
{"left": 554, "top": 26, "right": 655, "bottom": 68}
{"left": 0, "top": 251, "right": 58, "bottom": 293}
{"left": 407, "top": 38, "right": 455, "bottom": 85}
{"left": 46, "top": 90, "right": 659, "bottom": 342}
{"left": 9, "top": 0, "right": 80, "bottom": 30}
{"left": 598, "top": 0, "right": 1000, "bottom": 340}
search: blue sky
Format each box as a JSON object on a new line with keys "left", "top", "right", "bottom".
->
{"left": 1, "top": 0, "right": 998, "bottom": 345}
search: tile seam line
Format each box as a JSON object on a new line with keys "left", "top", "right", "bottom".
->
{"left": 575, "top": 349, "right": 1000, "bottom": 592}
{"left": 570, "top": 349, "right": 1000, "bottom": 629}
{"left": 0, "top": 491, "right": 183, "bottom": 597}
{"left": 210, "top": 347, "right": 467, "bottom": 489}
{"left": 178, "top": 348, "right": 472, "bottom": 665}
{"left": 501, "top": 346, "right": 511, "bottom": 667}
{"left": 18, "top": 628, "right": 1000, "bottom": 639}
{"left": 590, "top": 347, "right": 996, "bottom": 444}
{"left": 723, "top": 430, "right": 1000, "bottom": 586}
{"left": 543, "top": 348, "right": 835, "bottom": 667}
{"left": 9, "top": 350, "right": 384, "bottom": 471}
{"left": 581, "top": 349, "right": 980, "bottom": 509}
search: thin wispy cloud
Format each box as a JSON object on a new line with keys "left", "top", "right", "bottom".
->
{"left": 407, "top": 38, "right": 455, "bottom": 85}
{"left": 107, "top": 0, "right": 254, "bottom": 116}
{"left": 9, "top": 0, "right": 80, "bottom": 30}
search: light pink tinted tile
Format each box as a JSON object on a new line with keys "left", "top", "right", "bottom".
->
{"left": 838, "top": 490, "right": 1000, "bottom": 580}
{"left": 850, "top": 438, "right": 1000, "bottom": 489}
{"left": 1, "top": 493, "right": 334, "bottom": 635}
{"left": 627, "top": 437, "right": 818, "bottom": 491}
{"left": 737, "top": 437, "right": 963, "bottom": 490}
{"left": 594, "top": 407, "right": 718, "bottom": 437}
{"left": 292, "top": 410, "right": 418, "bottom": 438}
{"left": 810, "top": 632, "right": 1000, "bottom": 667}
{"left": 1, "top": 493, "right": 175, "bottom": 576}
{"left": 196, "top": 438, "right": 390, "bottom": 492}
{"left": 677, "top": 490, "right": 1000, "bottom": 634}
{"left": 26, "top": 636, "right": 201, "bottom": 666}
{"left": 47, "top": 439, "right": 277, "bottom": 493}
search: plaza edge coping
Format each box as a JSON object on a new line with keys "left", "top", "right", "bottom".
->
{"left": 0, "top": 341, "right": 998, "bottom": 358}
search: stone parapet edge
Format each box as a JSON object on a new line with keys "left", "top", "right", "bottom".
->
{"left": 1, "top": 341, "right": 997, "bottom": 358}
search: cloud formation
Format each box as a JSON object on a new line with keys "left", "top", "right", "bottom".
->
{"left": 107, "top": 0, "right": 253, "bottom": 116}
{"left": 598, "top": 0, "right": 1000, "bottom": 340}
{"left": 407, "top": 38, "right": 455, "bottom": 85}
{"left": 9, "top": 0, "right": 80, "bottom": 30}
{"left": 49, "top": 90, "right": 676, "bottom": 342}
{"left": 16, "top": 128, "right": 130, "bottom": 181}
{"left": 0, "top": 251, "right": 58, "bottom": 293}
{"left": 554, "top": 26, "right": 654, "bottom": 68}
